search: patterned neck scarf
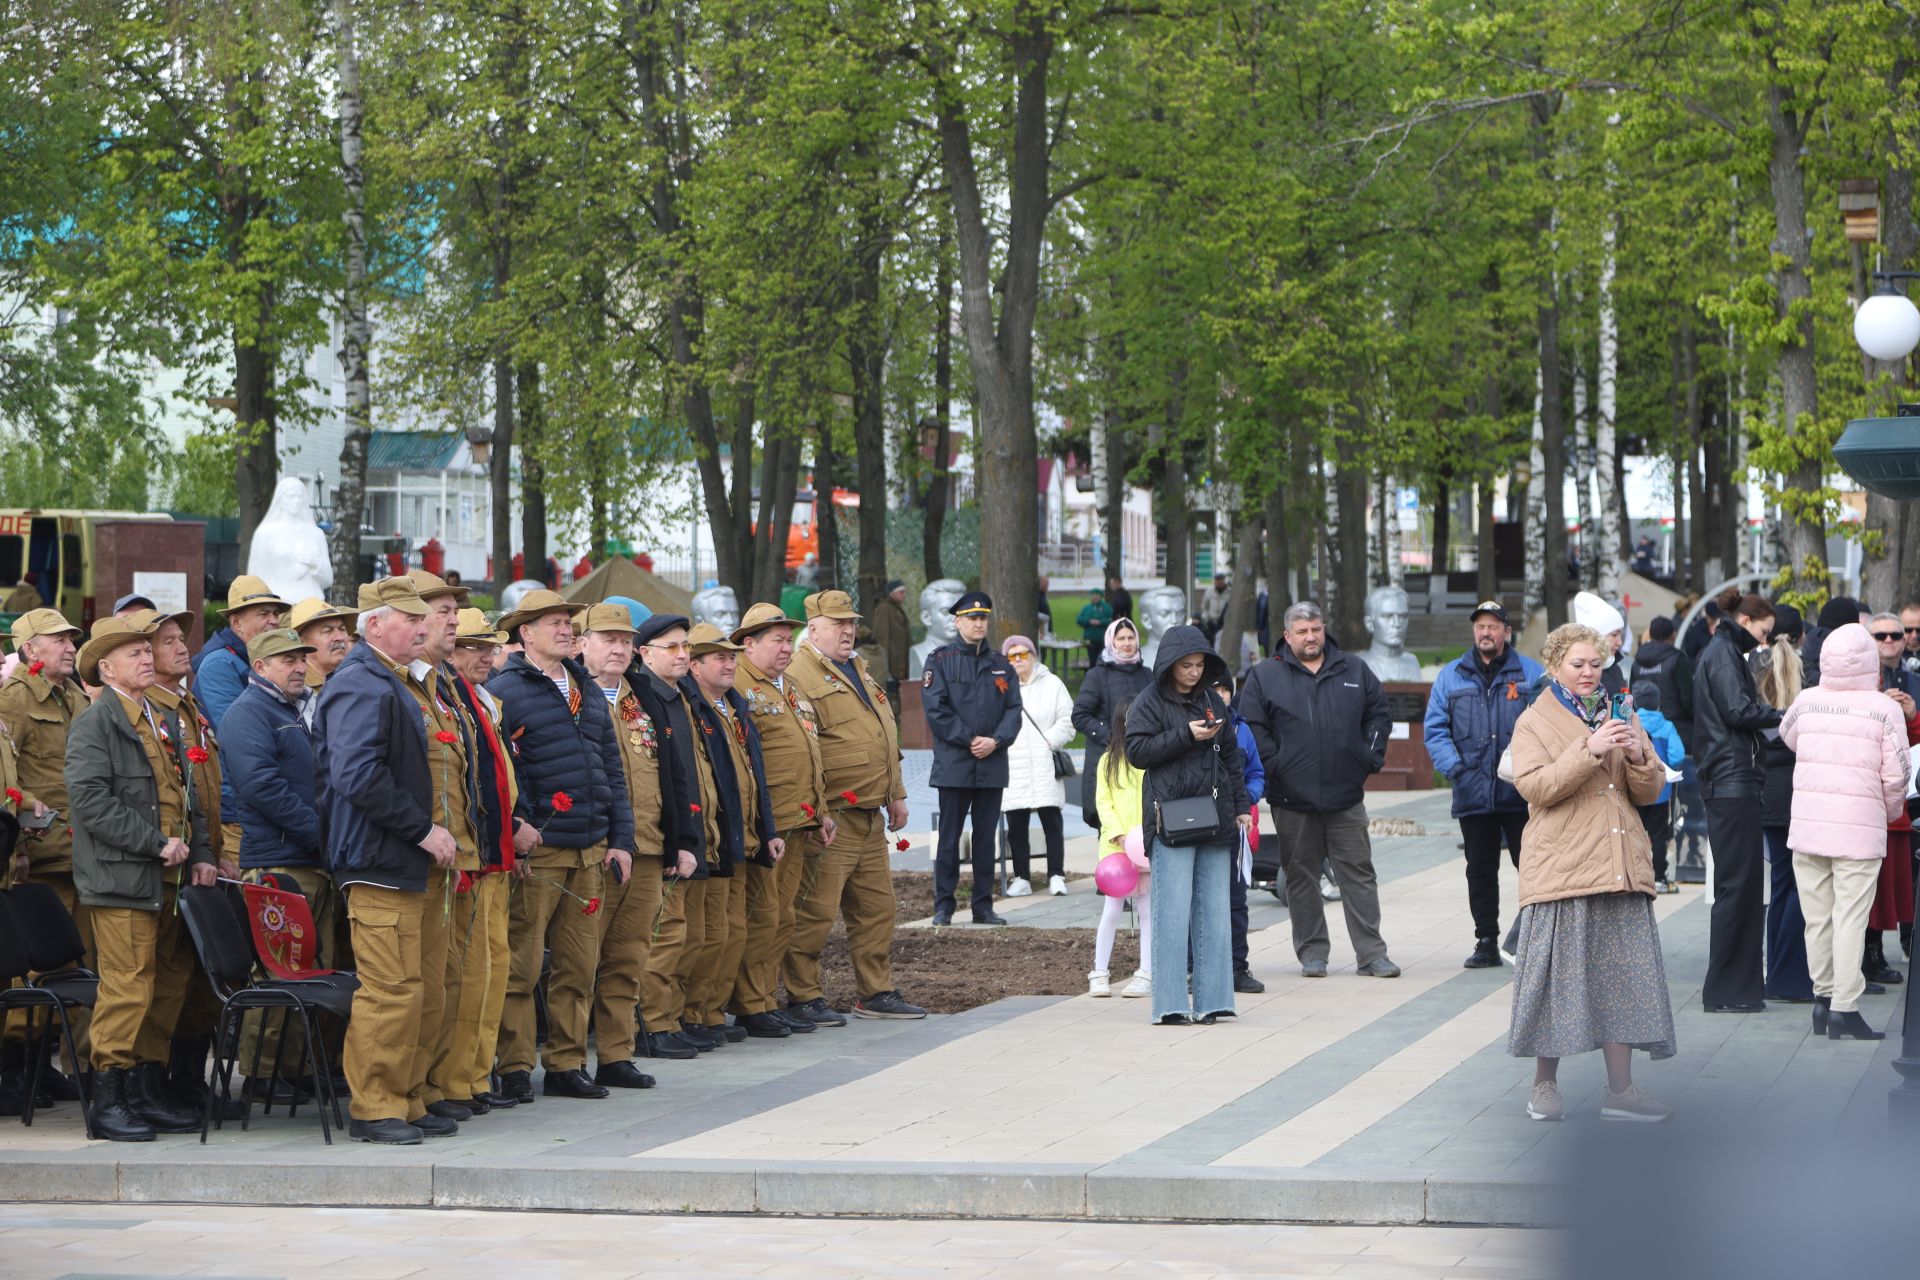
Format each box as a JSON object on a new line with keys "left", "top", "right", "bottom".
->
{"left": 1550, "top": 679, "right": 1607, "bottom": 730}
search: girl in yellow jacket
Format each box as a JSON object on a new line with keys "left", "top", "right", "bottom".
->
{"left": 1092, "top": 697, "right": 1151, "bottom": 997}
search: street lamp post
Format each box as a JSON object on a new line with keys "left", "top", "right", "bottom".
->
{"left": 1839, "top": 269, "right": 1920, "bottom": 1123}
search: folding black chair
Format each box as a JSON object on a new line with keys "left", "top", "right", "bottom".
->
{"left": 221, "top": 876, "right": 356, "bottom": 1118}
{"left": 0, "top": 883, "right": 97, "bottom": 1137}
{"left": 177, "top": 883, "right": 354, "bottom": 1144}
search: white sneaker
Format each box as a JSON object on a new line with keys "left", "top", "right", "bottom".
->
{"left": 1526, "top": 1080, "right": 1563, "bottom": 1122}
{"left": 1320, "top": 874, "right": 1342, "bottom": 902}
{"left": 1088, "top": 970, "right": 1111, "bottom": 998}
{"left": 1121, "top": 973, "right": 1151, "bottom": 998}
{"left": 1600, "top": 1084, "right": 1672, "bottom": 1123}
{"left": 1007, "top": 877, "right": 1033, "bottom": 898}
{"left": 1047, "top": 875, "right": 1068, "bottom": 896}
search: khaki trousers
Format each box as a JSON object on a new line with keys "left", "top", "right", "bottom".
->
{"left": 428, "top": 870, "right": 495, "bottom": 1101}
{"left": 405, "top": 868, "right": 453, "bottom": 1110}
{"left": 90, "top": 896, "right": 194, "bottom": 1072}
{"left": 5, "top": 870, "right": 94, "bottom": 1062}
{"left": 460, "top": 872, "right": 512, "bottom": 1097}
{"left": 640, "top": 875, "right": 695, "bottom": 1034}
{"left": 691, "top": 872, "right": 746, "bottom": 1026}
{"left": 675, "top": 878, "right": 718, "bottom": 1027}
{"left": 136, "top": 885, "right": 217, "bottom": 1062}
{"left": 342, "top": 883, "right": 430, "bottom": 1122}
{"left": 734, "top": 831, "right": 809, "bottom": 1015}
{"left": 592, "top": 856, "right": 662, "bottom": 1065}
{"left": 241, "top": 864, "right": 342, "bottom": 1080}
{"left": 1795, "top": 853, "right": 1882, "bottom": 1013}
{"left": 222, "top": 822, "right": 244, "bottom": 864}
{"left": 784, "top": 808, "right": 898, "bottom": 1003}
{"left": 498, "top": 849, "right": 605, "bottom": 1074}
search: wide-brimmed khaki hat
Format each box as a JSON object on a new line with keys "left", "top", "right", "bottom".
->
{"left": 220, "top": 574, "right": 292, "bottom": 615}
{"left": 688, "top": 622, "right": 743, "bottom": 656}
{"left": 803, "top": 590, "right": 861, "bottom": 622}
{"left": 730, "top": 601, "right": 799, "bottom": 645}
{"left": 454, "top": 608, "right": 507, "bottom": 646}
{"left": 289, "top": 598, "right": 359, "bottom": 634}
{"left": 247, "top": 628, "right": 316, "bottom": 663}
{"left": 11, "top": 608, "right": 80, "bottom": 645}
{"left": 76, "top": 616, "right": 157, "bottom": 685}
{"left": 580, "top": 602, "right": 640, "bottom": 635}
{"left": 121, "top": 606, "right": 196, "bottom": 637}
{"left": 357, "top": 577, "right": 431, "bottom": 617}
{"left": 406, "top": 569, "right": 470, "bottom": 604}
{"left": 498, "top": 588, "right": 585, "bottom": 637}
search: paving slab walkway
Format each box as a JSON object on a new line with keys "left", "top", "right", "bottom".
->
{"left": 0, "top": 790, "right": 1904, "bottom": 1229}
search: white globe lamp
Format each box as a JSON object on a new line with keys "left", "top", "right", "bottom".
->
{"left": 1854, "top": 291, "right": 1920, "bottom": 363}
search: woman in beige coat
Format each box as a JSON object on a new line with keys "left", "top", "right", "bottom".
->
{"left": 1508, "top": 624, "right": 1675, "bottom": 1123}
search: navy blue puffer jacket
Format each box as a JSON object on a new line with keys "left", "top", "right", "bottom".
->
{"left": 486, "top": 654, "right": 633, "bottom": 851}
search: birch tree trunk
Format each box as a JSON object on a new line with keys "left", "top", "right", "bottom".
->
{"left": 1572, "top": 335, "right": 1594, "bottom": 589}
{"left": 1382, "top": 473, "right": 1405, "bottom": 589}
{"left": 328, "top": 0, "right": 370, "bottom": 603}
{"left": 1524, "top": 364, "right": 1546, "bottom": 623}
{"left": 1595, "top": 213, "right": 1622, "bottom": 597}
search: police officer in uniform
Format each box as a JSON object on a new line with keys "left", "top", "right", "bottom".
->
{"left": 922, "top": 590, "right": 1022, "bottom": 926}
{"left": 784, "top": 590, "right": 927, "bottom": 1021}
{"left": 731, "top": 602, "right": 834, "bottom": 1037}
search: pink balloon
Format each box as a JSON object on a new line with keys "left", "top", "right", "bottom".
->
{"left": 1122, "top": 828, "right": 1145, "bottom": 860}
{"left": 1095, "top": 851, "right": 1141, "bottom": 898}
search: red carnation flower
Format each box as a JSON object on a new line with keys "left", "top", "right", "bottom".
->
{"left": 551, "top": 791, "right": 575, "bottom": 813}
{"left": 435, "top": 730, "right": 457, "bottom": 744}
{"left": 455, "top": 870, "right": 474, "bottom": 895}
{"left": 896, "top": 838, "right": 909, "bottom": 852}
{"left": 582, "top": 896, "right": 602, "bottom": 916}
{"left": 689, "top": 803, "right": 702, "bottom": 814}
{"left": 26, "top": 661, "right": 42, "bottom": 676}
{"left": 799, "top": 802, "right": 816, "bottom": 819}
{"left": 4, "top": 787, "right": 20, "bottom": 806}
{"left": 186, "top": 746, "right": 210, "bottom": 764}
{"left": 840, "top": 790, "right": 858, "bottom": 805}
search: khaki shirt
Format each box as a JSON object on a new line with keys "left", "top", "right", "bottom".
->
{"left": 116, "top": 691, "right": 189, "bottom": 843}
{"left": 150, "top": 685, "right": 223, "bottom": 861}
{"left": 734, "top": 657, "right": 825, "bottom": 833}
{"left": 601, "top": 678, "right": 666, "bottom": 856}
{"left": 788, "top": 641, "right": 903, "bottom": 811}
{"left": 402, "top": 661, "right": 480, "bottom": 871}
{"left": 0, "top": 671, "right": 81, "bottom": 871}
{"left": 683, "top": 689, "right": 721, "bottom": 863}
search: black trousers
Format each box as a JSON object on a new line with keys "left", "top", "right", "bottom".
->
{"left": 1703, "top": 795, "right": 1766, "bottom": 1007}
{"left": 1460, "top": 812, "right": 1527, "bottom": 941}
{"left": 935, "top": 786, "right": 1002, "bottom": 918}
{"left": 1005, "top": 806, "right": 1064, "bottom": 881}
{"left": 1639, "top": 802, "right": 1671, "bottom": 882}
{"left": 1231, "top": 857, "right": 1250, "bottom": 973}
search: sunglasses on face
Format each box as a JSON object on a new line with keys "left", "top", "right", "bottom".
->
{"left": 643, "top": 641, "right": 690, "bottom": 653}
{"left": 1907, "top": 627, "right": 1920, "bottom": 636}
{"left": 1873, "top": 632, "right": 1904, "bottom": 643}
{"left": 1008, "top": 651, "right": 1033, "bottom": 661}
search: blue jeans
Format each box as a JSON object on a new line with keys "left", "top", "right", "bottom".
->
{"left": 1149, "top": 839, "right": 1234, "bottom": 1022}
{"left": 1763, "top": 825, "right": 1813, "bottom": 1000}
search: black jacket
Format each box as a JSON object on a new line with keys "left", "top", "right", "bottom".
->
{"left": 1746, "top": 646, "right": 1796, "bottom": 829}
{"left": 922, "top": 638, "right": 1022, "bottom": 789}
{"left": 1122, "top": 626, "right": 1249, "bottom": 842}
{"left": 486, "top": 654, "right": 633, "bottom": 852}
{"left": 681, "top": 678, "right": 778, "bottom": 873}
{"left": 1240, "top": 638, "right": 1391, "bottom": 813}
{"left": 1631, "top": 640, "right": 1695, "bottom": 740}
{"left": 316, "top": 643, "right": 436, "bottom": 893}
{"left": 629, "top": 662, "right": 707, "bottom": 874}
{"left": 1071, "top": 658, "right": 1154, "bottom": 820}
{"left": 1691, "top": 626, "right": 1781, "bottom": 799}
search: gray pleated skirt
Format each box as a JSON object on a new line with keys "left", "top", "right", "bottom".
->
{"left": 1507, "top": 892, "right": 1677, "bottom": 1060}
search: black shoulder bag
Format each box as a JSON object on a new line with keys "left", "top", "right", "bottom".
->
{"left": 1020, "top": 705, "right": 1078, "bottom": 778}
{"left": 1154, "top": 728, "right": 1226, "bottom": 847}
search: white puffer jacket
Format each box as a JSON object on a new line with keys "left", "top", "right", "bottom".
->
{"left": 1004, "top": 666, "right": 1075, "bottom": 811}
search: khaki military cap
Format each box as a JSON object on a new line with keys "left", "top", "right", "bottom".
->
{"left": 357, "top": 577, "right": 432, "bottom": 616}
{"left": 455, "top": 608, "right": 507, "bottom": 646}
{"left": 730, "top": 601, "right": 799, "bottom": 645}
{"left": 220, "top": 574, "right": 292, "bottom": 614}
{"left": 406, "top": 568, "right": 470, "bottom": 604}
{"left": 688, "top": 622, "right": 743, "bottom": 655}
{"left": 76, "top": 615, "right": 157, "bottom": 685}
{"left": 580, "top": 602, "right": 640, "bottom": 635}
{"left": 248, "top": 628, "right": 316, "bottom": 663}
{"left": 289, "top": 598, "right": 359, "bottom": 634}
{"left": 121, "top": 606, "right": 196, "bottom": 637}
{"left": 497, "top": 588, "right": 585, "bottom": 636}
{"left": 804, "top": 590, "right": 861, "bottom": 622}
{"left": 11, "top": 608, "right": 81, "bottom": 644}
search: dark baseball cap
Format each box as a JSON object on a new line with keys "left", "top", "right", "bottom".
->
{"left": 1470, "top": 600, "right": 1509, "bottom": 625}
{"left": 112, "top": 592, "right": 157, "bottom": 615}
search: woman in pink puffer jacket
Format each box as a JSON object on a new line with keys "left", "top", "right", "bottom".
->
{"left": 1780, "top": 623, "right": 1912, "bottom": 1041}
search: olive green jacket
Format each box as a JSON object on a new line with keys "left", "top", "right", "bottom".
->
{"left": 65, "top": 691, "right": 214, "bottom": 912}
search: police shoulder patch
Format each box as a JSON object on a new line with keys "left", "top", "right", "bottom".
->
{"left": 922, "top": 669, "right": 934, "bottom": 688}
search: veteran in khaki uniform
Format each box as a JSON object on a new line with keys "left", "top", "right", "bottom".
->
{"left": 0, "top": 607, "right": 93, "bottom": 1099}
{"left": 578, "top": 604, "right": 664, "bottom": 1088}
{"left": 66, "top": 616, "right": 213, "bottom": 1141}
{"left": 730, "top": 603, "right": 834, "bottom": 1037}
{"left": 319, "top": 577, "right": 459, "bottom": 1145}
{"left": 289, "top": 598, "right": 358, "bottom": 704}
{"left": 783, "top": 591, "right": 927, "bottom": 1023}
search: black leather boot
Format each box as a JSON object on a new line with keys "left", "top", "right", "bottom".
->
{"left": 1864, "top": 932, "right": 1903, "bottom": 986}
{"left": 0, "top": 1040, "right": 28, "bottom": 1116}
{"left": 89, "top": 1068, "right": 156, "bottom": 1142}
{"left": 127, "top": 1062, "right": 203, "bottom": 1133}
{"left": 36, "top": 1039, "right": 82, "bottom": 1102}
{"left": 1812, "top": 996, "right": 1830, "bottom": 1035}
{"left": 1827, "top": 1008, "right": 1886, "bottom": 1041}
{"left": 166, "top": 1035, "right": 243, "bottom": 1121}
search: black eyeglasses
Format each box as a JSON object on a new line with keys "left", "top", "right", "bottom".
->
{"left": 1872, "top": 631, "right": 1904, "bottom": 642}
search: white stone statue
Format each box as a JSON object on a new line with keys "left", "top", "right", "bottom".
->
{"left": 249, "top": 477, "right": 333, "bottom": 604}
{"left": 908, "top": 578, "right": 965, "bottom": 678}
{"left": 1137, "top": 585, "right": 1188, "bottom": 669}
{"left": 691, "top": 584, "right": 741, "bottom": 634}
{"left": 1360, "top": 584, "right": 1422, "bottom": 681}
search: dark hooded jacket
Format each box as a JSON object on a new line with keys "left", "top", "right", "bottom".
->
{"left": 627, "top": 659, "right": 707, "bottom": 876}
{"left": 680, "top": 677, "right": 779, "bottom": 873}
{"left": 1239, "top": 635, "right": 1392, "bottom": 813}
{"left": 1630, "top": 639, "right": 1694, "bottom": 747}
{"left": 1122, "top": 626, "right": 1250, "bottom": 843}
